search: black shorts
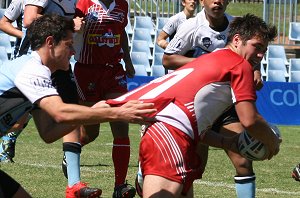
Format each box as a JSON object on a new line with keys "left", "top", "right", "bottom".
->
{"left": 51, "top": 66, "right": 79, "bottom": 104}
{"left": 211, "top": 105, "right": 240, "bottom": 133}
{"left": 0, "top": 170, "right": 20, "bottom": 197}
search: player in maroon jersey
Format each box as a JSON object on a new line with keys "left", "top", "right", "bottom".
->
{"left": 73, "top": 0, "right": 136, "bottom": 197}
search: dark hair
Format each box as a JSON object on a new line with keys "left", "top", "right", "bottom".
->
{"left": 227, "top": 14, "right": 277, "bottom": 44}
{"left": 27, "top": 14, "right": 74, "bottom": 51}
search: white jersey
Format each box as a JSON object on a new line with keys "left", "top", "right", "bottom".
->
{"left": 0, "top": 52, "right": 58, "bottom": 103}
{"left": 14, "top": 52, "right": 59, "bottom": 103}
{"left": 165, "top": 9, "right": 234, "bottom": 56}
{"left": 0, "top": 52, "right": 58, "bottom": 133}
{"left": 4, "top": 0, "right": 24, "bottom": 21}
{"left": 162, "top": 11, "right": 188, "bottom": 37}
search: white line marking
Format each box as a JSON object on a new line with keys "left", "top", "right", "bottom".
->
{"left": 15, "top": 162, "right": 300, "bottom": 196}
{"left": 194, "top": 180, "right": 300, "bottom": 195}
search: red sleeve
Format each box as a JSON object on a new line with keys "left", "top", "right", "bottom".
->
{"left": 75, "top": 0, "right": 87, "bottom": 18}
{"left": 231, "top": 59, "right": 257, "bottom": 102}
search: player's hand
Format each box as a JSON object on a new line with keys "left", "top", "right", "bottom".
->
{"left": 119, "top": 100, "right": 157, "bottom": 124}
{"left": 73, "top": 17, "right": 85, "bottom": 32}
{"left": 125, "top": 62, "right": 135, "bottom": 78}
{"left": 254, "top": 70, "right": 264, "bottom": 90}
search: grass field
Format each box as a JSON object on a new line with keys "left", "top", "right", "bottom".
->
{"left": 1, "top": 121, "right": 300, "bottom": 198}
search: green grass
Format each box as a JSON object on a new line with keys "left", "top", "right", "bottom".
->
{"left": 1, "top": 121, "right": 300, "bottom": 197}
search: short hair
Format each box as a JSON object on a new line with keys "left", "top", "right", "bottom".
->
{"left": 227, "top": 14, "right": 277, "bottom": 44}
{"left": 27, "top": 14, "right": 74, "bottom": 51}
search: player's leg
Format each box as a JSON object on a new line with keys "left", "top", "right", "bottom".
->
{"left": 0, "top": 169, "right": 31, "bottom": 198}
{"left": 105, "top": 91, "right": 135, "bottom": 197}
{"left": 143, "top": 175, "right": 183, "bottom": 198}
{"left": 220, "top": 122, "right": 255, "bottom": 198}
{"left": 52, "top": 68, "right": 101, "bottom": 198}
{"left": 212, "top": 106, "right": 255, "bottom": 198}
{"left": 140, "top": 122, "right": 200, "bottom": 198}
{"left": 0, "top": 114, "right": 31, "bottom": 163}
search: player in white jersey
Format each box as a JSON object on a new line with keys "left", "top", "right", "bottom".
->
{"left": 156, "top": 0, "right": 196, "bottom": 49}
{"left": 163, "top": 0, "right": 263, "bottom": 197}
{"left": 0, "top": 0, "right": 24, "bottom": 41}
{"left": 0, "top": 0, "right": 27, "bottom": 164}
{"left": 14, "top": 0, "right": 105, "bottom": 197}
{"left": 0, "top": 14, "right": 156, "bottom": 197}
{"left": 107, "top": 14, "right": 280, "bottom": 197}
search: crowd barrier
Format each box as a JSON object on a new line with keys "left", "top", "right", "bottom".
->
{"left": 127, "top": 76, "right": 300, "bottom": 125}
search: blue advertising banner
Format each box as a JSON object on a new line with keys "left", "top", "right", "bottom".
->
{"left": 127, "top": 76, "right": 300, "bottom": 125}
{"left": 127, "top": 75, "right": 154, "bottom": 91}
{"left": 256, "top": 82, "right": 300, "bottom": 125}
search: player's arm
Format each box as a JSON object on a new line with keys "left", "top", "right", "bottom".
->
{"left": 156, "top": 30, "right": 170, "bottom": 49}
{"left": 253, "top": 65, "right": 263, "bottom": 90}
{"left": 37, "top": 95, "right": 156, "bottom": 125}
{"left": 23, "top": 5, "right": 43, "bottom": 27}
{"left": 235, "top": 100, "right": 280, "bottom": 159}
{"left": 121, "top": 30, "right": 135, "bottom": 78}
{"left": 162, "top": 53, "right": 195, "bottom": 70}
{"left": 0, "top": 16, "right": 23, "bottom": 38}
{"left": 199, "top": 129, "right": 239, "bottom": 153}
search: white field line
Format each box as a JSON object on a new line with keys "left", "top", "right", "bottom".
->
{"left": 194, "top": 180, "right": 300, "bottom": 196}
{"left": 18, "top": 161, "right": 112, "bottom": 173}
{"left": 17, "top": 162, "right": 300, "bottom": 196}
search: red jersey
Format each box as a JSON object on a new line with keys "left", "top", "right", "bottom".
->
{"left": 108, "top": 49, "right": 257, "bottom": 139}
{"left": 74, "top": 0, "right": 128, "bottom": 65}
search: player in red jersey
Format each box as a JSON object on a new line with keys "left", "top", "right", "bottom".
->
{"left": 73, "top": 0, "right": 136, "bottom": 197}
{"left": 104, "top": 14, "right": 281, "bottom": 197}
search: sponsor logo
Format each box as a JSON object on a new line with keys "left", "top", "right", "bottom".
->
{"left": 201, "top": 37, "right": 212, "bottom": 49}
{"left": 88, "top": 29, "right": 121, "bottom": 47}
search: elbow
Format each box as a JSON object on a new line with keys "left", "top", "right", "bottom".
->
{"left": 162, "top": 54, "right": 171, "bottom": 69}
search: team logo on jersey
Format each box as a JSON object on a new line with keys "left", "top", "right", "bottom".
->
{"left": 216, "top": 34, "right": 226, "bottom": 40}
{"left": 201, "top": 37, "right": 212, "bottom": 49}
{"left": 88, "top": 82, "right": 96, "bottom": 91}
{"left": 87, "top": 11, "right": 99, "bottom": 22}
{"left": 88, "top": 29, "right": 121, "bottom": 47}
{"left": 30, "top": 78, "right": 54, "bottom": 91}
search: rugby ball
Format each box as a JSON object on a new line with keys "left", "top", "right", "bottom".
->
{"left": 238, "top": 124, "right": 281, "bottom": 161}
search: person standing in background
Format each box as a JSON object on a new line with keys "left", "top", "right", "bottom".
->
{"left": 73, "top": 0, "right": 136, "bottom": 197}
{"left": 156, "top": 0, "right": 197, "bottom": 49}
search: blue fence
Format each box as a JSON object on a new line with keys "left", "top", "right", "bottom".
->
{"left": 127, "top": 76, "right": 300, "bottom": 125}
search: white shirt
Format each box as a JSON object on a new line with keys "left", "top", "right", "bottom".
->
{"left": 162, "top": 11, "right": 188, "bottom": 36}
{"left": 165, "top": 9, "right": 233, "bottom": 56}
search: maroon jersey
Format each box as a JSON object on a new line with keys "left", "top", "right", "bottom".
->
{"left": 74, "top": 0, "right": 128, "bottom": 65}
{"left": 108, "top": 49, "right": 256, "bottom": 139}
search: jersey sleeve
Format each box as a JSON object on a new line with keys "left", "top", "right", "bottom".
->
{"left": 14, "top": 60, "right": 58, "bottom": 104}
{"left": 164, "top": 20, "right": 194, "bottom": 55}
{"left": 162, "top": 15, "right": 177, "bottom": 36}
{"left": 230, "top": 60, "right": 257, "bottom": 103}
{"left": 4, "top": 0, "right": 23, "bottom": 21}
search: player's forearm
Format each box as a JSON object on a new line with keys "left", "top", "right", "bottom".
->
{"left": 162, "top": 53, "right": 195, "bottom": 70}
{"left": 46, "top": 104, "right": 124, "bottom": 125}
{"left": 0, "top": 20, "right": 23, "bottom": 38}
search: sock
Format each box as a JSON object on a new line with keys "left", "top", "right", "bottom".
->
{"left": 0, "top": 130, "right": 22, "bottom": 158}
{"left": 234, "top": 174, "right": 256, "bottom": 198}
{"left": 63, "top": 142, "right": 82, "bottom": 187}
{"left": 112, "top": 137, "right": 130, "bottom": 187}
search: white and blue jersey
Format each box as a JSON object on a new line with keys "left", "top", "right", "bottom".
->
{"left": 0, "top": 52, "right": 58, "bottom": 133}
{"left": 165, "top": 9, "right": 233, "bottom": 56}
